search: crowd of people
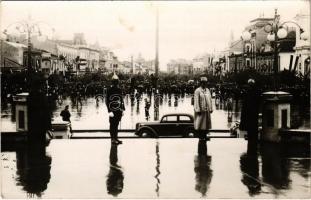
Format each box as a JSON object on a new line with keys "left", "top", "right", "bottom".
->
{"left": 2, "top": 70, "right": 309, "bottom": 104}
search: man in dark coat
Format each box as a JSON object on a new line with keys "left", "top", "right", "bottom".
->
{"left": 240, "top": 79, "right": 260, "bottom": 155}
{"left": 60, "top": 105, "right": 71, "bottom": 122}
{"left": 60, "top": 105, "right": 72, "bottom": 132}
{"left": 27, "top": 72, "right": 52, "bottom": 143}
{"left": 106, "top": 74, "right": 125, "bottom": 145}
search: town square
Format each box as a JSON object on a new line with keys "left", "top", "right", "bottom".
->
{"left": 1, "top": 1, "right": 310, "bottom": 199}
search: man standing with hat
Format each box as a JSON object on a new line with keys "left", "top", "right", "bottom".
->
{"left": 194, "top": 77, "right": 213, "bottom": 140}
{"left": 106, "top": 73, "right": 125, "bottom": 144}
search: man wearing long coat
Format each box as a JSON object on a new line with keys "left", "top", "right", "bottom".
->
{"left": 240, "top": 79, "right": 260, "bottom": 154}
{"left": 194, "top": 77, "right": 213, "bottom": 140}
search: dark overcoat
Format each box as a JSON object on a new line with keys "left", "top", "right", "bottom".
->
{"left": 240, "top": 85, "right": 260, "bottom": 132}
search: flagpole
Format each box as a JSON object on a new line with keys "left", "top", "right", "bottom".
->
{"left": 155, "top": 5, "right": 159, "bottom": 89}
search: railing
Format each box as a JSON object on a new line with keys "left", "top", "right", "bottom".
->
{"left": 70, "top": 128, "right": 237, "bottom": 139}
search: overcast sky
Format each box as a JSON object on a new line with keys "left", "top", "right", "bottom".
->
{"left": 1, "top": 1, "right": 309, "bottom": 70}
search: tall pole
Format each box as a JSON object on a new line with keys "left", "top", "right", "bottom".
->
{"left": 273, "top": 9, "right": 280, "bottom": 90}
{"left": 254, "top": 39, "right": 257, "bottom": 69}
{"left": 27, "top": 28, "right": 32, "bottom": 71}
{"left": 273, "top": 9, "right": 279, "bottom": 76}
{"left": 131, "top": 55, "right": 134, "bottom": 74}
{"left": 251, "top": 40, "right": 255, "bottom": 69}
{"left": 155, "top": 6, "right": 159, "bottom": 80}
{"left": 27, "top": 14, "right": 33, "bottom": 72}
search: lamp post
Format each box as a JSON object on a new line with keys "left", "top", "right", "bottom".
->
{"left": 3, "top": 16, "right": 55, "bottom": 143}
{"left": 3, "top": 16, "right": 56, "bottom": 96}
{"left": 242, "top": 9, "right": 308, "bottom": 89}
{"left": 264, "top": 9, "right": 308, "bottom": 89}
{"left": 2, "top": 15, "right": 54, "bottom": 72}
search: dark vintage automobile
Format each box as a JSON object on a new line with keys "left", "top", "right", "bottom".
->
{"left": 135, "top": 113, "right": 196, "bottom": 137}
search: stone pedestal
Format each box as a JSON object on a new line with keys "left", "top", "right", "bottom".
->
{"left": 13, "top": 93, "right": 29, "bottom": 132}
{"left": 261, "top": 91, "right": 292, "bottom": 142}
{"left": 51, "top": 121, "right": 71, "bottom": 139}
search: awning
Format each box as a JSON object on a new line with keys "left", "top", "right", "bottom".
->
{"left": 2, "top": 57, "right": 24, "bottom": 70}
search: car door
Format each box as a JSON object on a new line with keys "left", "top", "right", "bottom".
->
{"left": 177, "top": 115, "right": 193, "bottom": 135}
{"left": 159, "top": 115, "right": 178, "bottom": 136}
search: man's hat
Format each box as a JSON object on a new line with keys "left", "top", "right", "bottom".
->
{"left": 200, "top": 77, "right": 208, "bottom": 82}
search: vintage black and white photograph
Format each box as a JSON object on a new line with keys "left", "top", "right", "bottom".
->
{"left": 1, "top": 0, "right": 310, "bottom": 199}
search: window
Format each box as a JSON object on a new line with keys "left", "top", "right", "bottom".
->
{"left": 281, "top": 109, "right": 288, "bottom": 128}
{"left": 162, "top": 116, "right": 177, "bottom": 123}
{"left": 18, "top": 110, "right": 25, "bottom": 129}
{"left": 246, "top": 59, "right": 250, "bottom": 68}
{"left": 179, "top": 116, "right": 192, "bottom": 122}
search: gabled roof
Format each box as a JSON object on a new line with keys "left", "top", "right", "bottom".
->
{"left": 250, "top": 17, "right": 274, "bottom": 23}
{"left": 3, "top": 41, "right": 27, "bottom": 48}
{"left": 229, "top": 39, "right": 243, "bottom": 54}
{"left": 56, "top": 39, "right": 74, "bottom": 45}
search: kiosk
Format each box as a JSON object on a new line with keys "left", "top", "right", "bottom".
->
{"left": 13, "top": 93, "right": 29, "bottom": 132}
{"left": 261, "top": 91, "right": 292, "bottom": 142}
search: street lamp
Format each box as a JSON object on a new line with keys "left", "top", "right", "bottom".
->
{"left": 264, "top": 9, "right": 308, "bottom": 81}
{"left": 259, "top": 9, "right": 309, "bottom": 143}
{"left": 2, "top": 15, "right": 54, "bottom": 72}
{"left": 242, "top": 9, "right": 309, "bottom": 88}
{"left": 240, "top": 9, "right": 309, "bottom": 143}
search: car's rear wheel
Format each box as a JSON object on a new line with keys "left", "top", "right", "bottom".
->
{"left": 183, "top": 128, "right": 196, "bottom": 138}
{"left": 138, "top": 129, "right": 154, "bottom": 138}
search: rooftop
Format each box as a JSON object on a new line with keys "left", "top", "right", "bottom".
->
{"left": 250, "top": 17, "right": 274, "bottom": 23}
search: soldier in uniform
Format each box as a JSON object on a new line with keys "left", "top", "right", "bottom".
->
{"left": 106, "top": 74, "right": 125, "bottom": 144}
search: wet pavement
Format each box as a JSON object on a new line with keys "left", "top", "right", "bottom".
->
{"left": 1, "top": 138, "right": 310, "bottom": 199}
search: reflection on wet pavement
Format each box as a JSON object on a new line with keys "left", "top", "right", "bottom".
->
{"left": 2, "top": 143, "right": 52, "bottom": 198}
{"left": 240, "top": 152, "right": 261, "bottom": 196}
{"left": 1, "top": 139, "right": 310, "bottom": 199}
{"left": 194, "top": 140, "right": 213, "bottom": 197}
{"left": 106, "top": 144, "right": 124, "bottom": 197}
{"left": 15, "top": 144, "right": 52, "bottom": 198}
{"left": 155, "top": 141, "right": 160, "bottom": 197}
{"left": 261, "top": 143, "right": 291, "bottom": 191}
